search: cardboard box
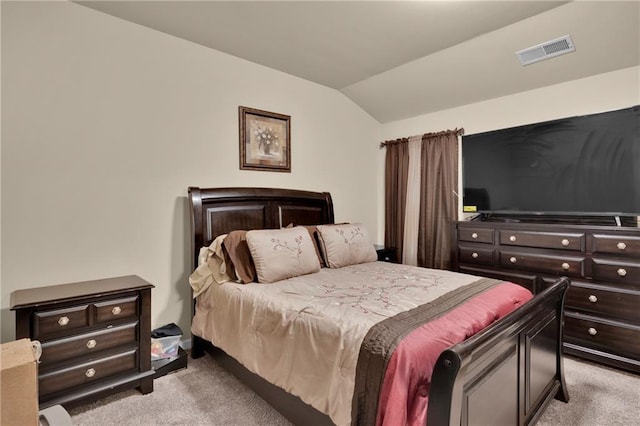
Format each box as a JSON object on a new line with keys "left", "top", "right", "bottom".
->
{"left": 1, "top": 338, "right": 38, "bottom": 426}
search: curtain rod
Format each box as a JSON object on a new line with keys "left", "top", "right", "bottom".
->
{"left": 379, "top": 127, "right": 465, "bottom": 148}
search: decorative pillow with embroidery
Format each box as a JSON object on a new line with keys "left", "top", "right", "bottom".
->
{"left": 284, "top": 223, "right": 326, "bottom": 267}
{"left": 316, "top": 223, "right": 377, "bottom": 268}
{"left": 245, "top": 226, "right": 321, "bottom": 283}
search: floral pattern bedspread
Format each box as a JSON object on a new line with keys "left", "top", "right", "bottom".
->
{"left": 191, "top": 262, "right": 499, "bottom": 426}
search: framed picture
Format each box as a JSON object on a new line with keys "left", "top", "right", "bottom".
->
{"left": 239, "top": 106, "right": 291, "bottom": 172}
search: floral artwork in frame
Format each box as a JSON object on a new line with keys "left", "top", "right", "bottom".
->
{"left": 239, "top": 106, "right": 291, "bottom": 172}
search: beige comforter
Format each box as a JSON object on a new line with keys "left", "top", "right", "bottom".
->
{"left": 191, "top": 262, "right": 482, "bottom": 426}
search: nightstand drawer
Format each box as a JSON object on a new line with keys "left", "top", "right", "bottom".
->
{"left": 564, "top": 313, "right": 640, "bottom": 358}
{"left": 40, "top": 322, "right": 138, "bottom": 366}
{"left": 39, "top": 349, "right": 138, "bottom": 397}
{"left": 375, "top": 246, "right": 397, "bottom": 263}
{"left": 95, "top": 296, "right": 138, "bottom": 324}
{"left": 34, "top": 305, "right": 90, "bottom": 340}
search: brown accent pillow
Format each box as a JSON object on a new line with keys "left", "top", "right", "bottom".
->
{"left": 222, "top": 230, "right": 257, "bottom": 284}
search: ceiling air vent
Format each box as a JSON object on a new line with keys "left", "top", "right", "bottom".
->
{"left": 516, "top": 35, "right": 575, "bottom": 66}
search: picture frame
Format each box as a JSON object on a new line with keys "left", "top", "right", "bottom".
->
{"left": 239, "top": 106, "right": 291, "bottom": 172}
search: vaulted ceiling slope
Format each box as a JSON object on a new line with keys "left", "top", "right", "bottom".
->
{"left": 77, "top": 1, "right": 640, "bottom": 123}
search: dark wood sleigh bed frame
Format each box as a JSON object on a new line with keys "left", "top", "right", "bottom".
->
{"left": 188, "top": 186, "right": 570, "bottom": 425}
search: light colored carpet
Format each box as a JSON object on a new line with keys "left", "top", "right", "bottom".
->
{"left": 69, "top": 354, "right": 639, "bottom": 425}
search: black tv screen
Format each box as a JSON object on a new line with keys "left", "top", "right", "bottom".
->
{"left": 462, "top": 105, "right": 640, "bottom": 218}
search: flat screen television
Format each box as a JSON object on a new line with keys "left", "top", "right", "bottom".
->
{"left": 462, "top": 105, "right": 640, "bottom": 224}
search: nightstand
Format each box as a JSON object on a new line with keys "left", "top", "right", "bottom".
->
{"left": 375, "top": 245, "right": 397, "bottom": 263}
{"left": 10, "top": 275, "right": 155, "bottom": 409}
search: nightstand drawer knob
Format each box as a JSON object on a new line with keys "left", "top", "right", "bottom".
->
{"left": 471, "top": 252, "right": 479, "bottom": 259}
{"left": 588, "top": 328, "right": 597, "bottom": 336}
{"left": 471, "top": 232, "right": 478, "bottom": 239}
{"left": 57, "top": 316, "right": 70, "bottom": 326}
{"left": 85, "top": 368, "right": 96, "bottom": 378}
{"left": 561, "top": 262, "right": 570, "bottom": 270}
{"left": 509, "top": 256, "right": 517, "bottom": 264}
{"left": 112, "top": 306, "right": 122, "bottom": 315}
{"left": 617, "top": 268, "right": 627, "bottom": 277}
{"left": 617, "top": 242, "right": 627, "bottom": 250}
{"left": 509, "top": 235, "right": 517, "bottom": 242}
{"left": 588, "top": 295, "right": 598, "bottom": 303}
{"left": 561, "top": 239, "right": 570, "bottom": 246}
{"left": 86, "top": 339, "right": 97, "bottom": 349}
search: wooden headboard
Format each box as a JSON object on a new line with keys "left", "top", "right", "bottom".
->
{"left": 188, "top": 187, "right": 334, "bottom": 269}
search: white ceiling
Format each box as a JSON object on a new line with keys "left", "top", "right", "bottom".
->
{"left": 76, "top": 1, "right": 640, "bottom": 123}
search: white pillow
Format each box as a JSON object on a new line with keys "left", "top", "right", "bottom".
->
{"left": 245, "top": 226, "right": 321, "bottom": 283}
{"left": 316, "top": 223, "right": 377, "bottom": 268}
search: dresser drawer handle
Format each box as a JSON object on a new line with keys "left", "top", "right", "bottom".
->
{"left": 561, "top": 262, "right": 570, "bottom": 271}
{"left": 86, "top": 339, "right": 97, "bottom": 349}
{"left": 509, "top": 235, "right": 517, "bottom": 242}
{"left": 85, "top": 368, "right": 96, "bottom": 378}
{"left": 57, "top": 316, "right": 70, "bottom": 326}
{"left": 617, "top": 268, "right": 627, "bottom": 277}
{"left": 471, "top": 252, "right": 479, "bottom": 259}
{"left": 509, "top": 256, "right": 517, "bottom": 264}
{"left": 471, "top": 232, "right": 478, "bottom": 239}
{"left": 617, "top": 242, "right": 627, "bottom": 250}
{"left": 111, "top": 306, "right": 122, "bottom": 315}
{"left": 561, "top": 239, "right": 570, "bottom": 246}
{"left": 587, "top": 328, "right": 597, "bottom": 336}
{"left": 588, "top": 295, "right": 598, "bottom": 303}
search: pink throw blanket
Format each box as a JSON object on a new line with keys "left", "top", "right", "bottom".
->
{"left": 375, "top": 282, "right": 533, "bottom": 426}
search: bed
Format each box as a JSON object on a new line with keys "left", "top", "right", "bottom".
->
{"left": 187, "top": 186, "right": 570, "bottom": 426}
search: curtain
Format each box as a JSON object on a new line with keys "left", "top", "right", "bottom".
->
{"left": 383, "top": 129, "right": 460, "bottom": 270}
{"left": 417, "top": 131, "right": 459, "bottom": 269}
{"left": 384, "top": 139, "right": 409, "bottom": 263}
{"left": 402, "top": 136, "right": 422, "bottom": 266}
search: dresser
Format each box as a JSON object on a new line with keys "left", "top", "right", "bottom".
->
{"left": 10, "top": 275, "right": 155, "bottom": 409}
{"left": 451, "top": 220, "right": 640, "bottom": 373}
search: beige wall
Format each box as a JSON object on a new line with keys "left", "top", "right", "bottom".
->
{"left": 377, "top": 66, "right": 640, "bottom": 238}
{"left": 3, "top": 2, "right": 638, "bottom": 344}
{"left": 0, "top": 2, "right": 381, "bottom": 342}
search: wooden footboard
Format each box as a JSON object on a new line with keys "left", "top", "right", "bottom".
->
{"left": 427, "top": 276, "right": 570, "bottom": 426}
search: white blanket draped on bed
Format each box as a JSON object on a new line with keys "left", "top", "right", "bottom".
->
{"left": 191, "top": 262, "right": 482, "bottom": 426}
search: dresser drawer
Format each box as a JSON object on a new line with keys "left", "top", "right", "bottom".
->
{"left": 591, "top": 234, "right": 640, "bottom": 256}
{"left": 591, "top": 259, "right": 640, "bottom": 284}
{"left": 458, "top": 245, "right": 494, "bottom": 266}
{"left": 565, "top": 282, "right": 640, "bottom": 323}
{"left": 459, "top": 227, "right": 493, "bottom": 244}
{"left": 95, "top": 296, "right": 138, "bottom": 324}
{"left": 499, "top": 250, "right": 585, "bottom": 278}
{"left": 564, "top": 313, "right": 640, "bottom": 358}
{"left": 39, "top": 349, "right": 138, "bottom": 397}
{"left": 40, "top": 322, "right": 138, "bottom": 366}
{"left": 34, "top": 305, "right": 90, "bottom": 340}
{"left": 499, "top": 230, "right": 584, "bottom": 251}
